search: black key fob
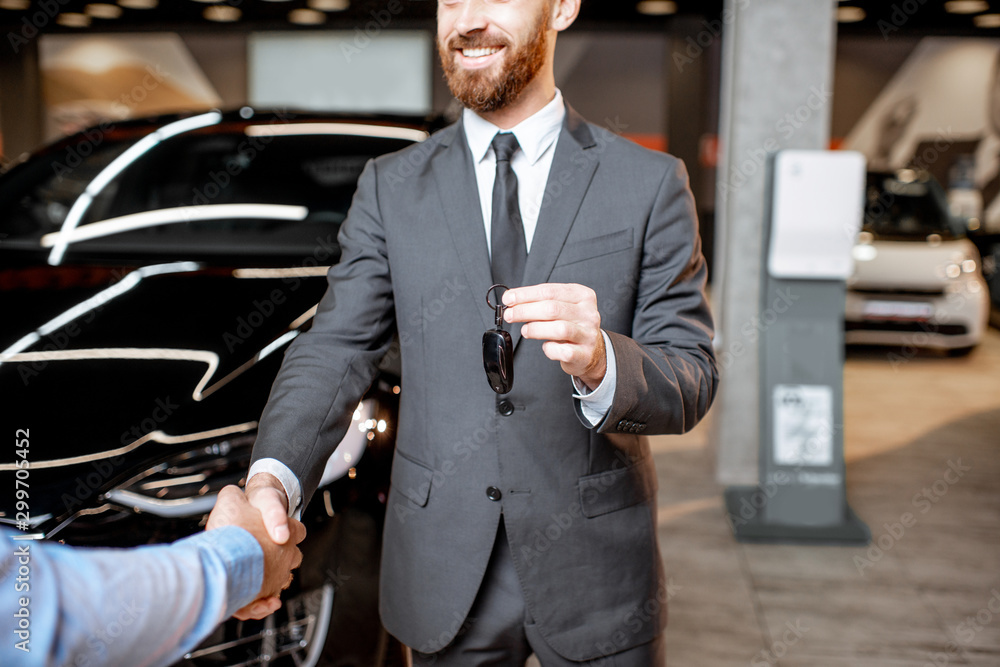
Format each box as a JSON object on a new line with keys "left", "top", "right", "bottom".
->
{"left": 483, "top": 328, "right": 514, "bottom": 394}
{"left": 483, "top": 284, "right": 514, "bottom": 394}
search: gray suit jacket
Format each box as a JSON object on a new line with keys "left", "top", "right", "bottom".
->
{"left": 250, "top": 106, "right": 718, "bottom": 660}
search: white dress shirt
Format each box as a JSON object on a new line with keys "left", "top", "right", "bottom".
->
{"left": 250, "top": 90, "right": 617, "bottom": 514}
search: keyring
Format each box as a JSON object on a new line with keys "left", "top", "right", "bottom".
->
{"left": 483, "top": 284, "right": 514, "bottom": 393}
{"left": 486, "top": 284, "right": 509, "bottom": 327}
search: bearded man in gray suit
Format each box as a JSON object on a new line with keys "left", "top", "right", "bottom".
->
{"left": 244, "top": 0, "right": 718, "bottom": 664}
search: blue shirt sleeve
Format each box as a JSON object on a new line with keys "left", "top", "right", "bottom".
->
{"left": 0, "top": 525, "right": 263, "bottom": 667}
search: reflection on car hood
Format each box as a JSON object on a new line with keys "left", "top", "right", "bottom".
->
{"left": 0, "top": 262, "right": 328, "bottom": 468}
{"left": 849, "top": 239, "right": 978, "bottom": 292}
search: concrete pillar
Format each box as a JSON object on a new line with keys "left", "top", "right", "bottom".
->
{"left": 712, "top": 0, "right": 837, "bottom": 484}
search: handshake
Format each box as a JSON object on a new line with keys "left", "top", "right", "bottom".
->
{"left": 206, "top": 483, "right": 306, "bottom": 620}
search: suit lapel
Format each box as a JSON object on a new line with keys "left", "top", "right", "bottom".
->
{"left": 433, "top": 118, "right": 495, "bottom": 332}
{"left": 511, "top": 105, "right": 599, "bottom": 350}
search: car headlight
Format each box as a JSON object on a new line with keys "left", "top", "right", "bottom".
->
{"left": 942, "top": 257, "right": 978, "bottom": 279}
{"left": 852, "top": 245, "right": 878, "bottom": 262}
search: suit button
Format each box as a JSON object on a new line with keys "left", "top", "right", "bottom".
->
{"left": 617, "top": 419, "right": 627, "bottom": 431}
{"left": 486, "top": 486, "right": 502, "bottom": 501}
{"left": 498, "top": 399, "right": 515, "bottom": 416}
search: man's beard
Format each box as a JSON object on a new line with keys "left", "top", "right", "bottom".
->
{"left": 438, "top": 7, "right": 550, "bottom": 114}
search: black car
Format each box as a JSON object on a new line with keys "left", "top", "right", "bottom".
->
{"left": 0, "top": 108, "right": 443, "bottom": 666}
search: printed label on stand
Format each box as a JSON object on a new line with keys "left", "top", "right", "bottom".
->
{"left": 773, "top": 384, "right": 834, "bottom": 466}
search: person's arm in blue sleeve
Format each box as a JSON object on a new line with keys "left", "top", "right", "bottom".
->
{"left": 0, "top": 486, "right": 305, "bottom": 667}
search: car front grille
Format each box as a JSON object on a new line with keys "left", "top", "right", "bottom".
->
{"left": 850, "top": 287, "right": 945, "bottom": 297}
{"left": 176, "top": 583, "right": 333, "bottom": 667}
{"left": 845, "top": 321, "right": 968, "bottom": 335}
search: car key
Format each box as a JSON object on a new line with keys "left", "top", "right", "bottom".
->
{"left": 483, "top": 284, "right": 514, "bottom": 394}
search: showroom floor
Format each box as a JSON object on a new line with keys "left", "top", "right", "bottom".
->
{"left": 637, "top": 327, "right": 1000, "bottom": 666}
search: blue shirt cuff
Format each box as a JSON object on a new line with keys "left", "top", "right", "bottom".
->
{"left": 180, "top": 526, "right": 264, "bottom": 619}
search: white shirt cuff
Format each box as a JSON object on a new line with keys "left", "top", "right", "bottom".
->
{"left": 572, "top": 330, "right": 617, "bottom": 427}
{"left": 248, "top": 458, "right": 303, "bottom": 519}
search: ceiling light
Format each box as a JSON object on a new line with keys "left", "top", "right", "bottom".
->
{"left": 203, "top": 5, "right": 240, "bottom": 21}
{"left": 56, "top": 12, "right": 91, "bottom": 27}
{"left": 308, "top": 0, "right": 349, "bottom": 10}
{"left": 0, "top": 0, "right": 30, "bottom": 10}
{"left": 636, "top": 0, "right": 677, "bottom": 15}
{"left": 974, "top": 13, "right": 1000, "bottom": 27}
{"left": 944, "top": 1, "right": 989, "bottom": 13}
{"left": 288, "top": 8, "right": 326, "bottom": 24}
{"left": 837, "top": 6, "right": 866, "bottom": 22}
{"left": 85, "top": 3, "right": 122, "bottom": 18}
{"left": 118, "top": 0, "right": 158, "bottom": 8}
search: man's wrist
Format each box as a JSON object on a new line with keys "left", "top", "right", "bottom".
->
{"left": 579, "top": 330, "right": 608, "bottom": 391}
{"left": 245, "top": 473, "right": 288, "bottom": 512}
{"left": 247, "top": 459, "right": 303, "bottom": 517}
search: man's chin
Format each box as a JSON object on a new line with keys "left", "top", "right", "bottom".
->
{"left": 446, "top": 69, "right": 502, "bottom": 105}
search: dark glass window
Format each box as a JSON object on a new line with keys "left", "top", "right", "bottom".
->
{"left": 863, "top": 172, "right": 964, "bottom": 241}
{"left": 0, "top": 121, "right": 416, "bottom": 260}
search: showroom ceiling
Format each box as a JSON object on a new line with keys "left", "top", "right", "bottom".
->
{"left": 2, "top": 0, "right": 1000, "bottom": 35}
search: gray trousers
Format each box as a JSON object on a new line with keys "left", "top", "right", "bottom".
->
{"left": 410, "top": 520, "right": 665, "bottom": 667}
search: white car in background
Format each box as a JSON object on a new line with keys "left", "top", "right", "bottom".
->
{"left": 845, "top": 169, "right": 990, "bottom": 355}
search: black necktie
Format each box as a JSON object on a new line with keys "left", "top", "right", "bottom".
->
{"left": 490, "top": 133, "right": 527, "bottom": 287}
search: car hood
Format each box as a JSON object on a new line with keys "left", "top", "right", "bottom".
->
{"left": 848, "top": 239, "right": 979, "bottom": 292}
{"left": 0, "top": 262, "right": 328, "bottom": 516}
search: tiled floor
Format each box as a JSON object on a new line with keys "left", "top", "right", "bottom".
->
{"left": 647, "top": 328, "right": 1000, "bottom": 666}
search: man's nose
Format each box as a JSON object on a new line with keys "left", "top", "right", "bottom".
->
{"left": 454, "top": 0, "right": 489, "bottom": 35}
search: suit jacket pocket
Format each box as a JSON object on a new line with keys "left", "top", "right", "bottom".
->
{"left": 390, "top": 451, "right": 436, "bottom": 507}
{"left": 578, "top": 456, "right": 657, "bottom": 518}
{"left": 554, "top": 228, "right": 633, "bottom": 268}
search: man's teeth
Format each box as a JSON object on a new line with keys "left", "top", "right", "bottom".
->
{"left": 462, "top": 47, "right": 502, "bottom": 58}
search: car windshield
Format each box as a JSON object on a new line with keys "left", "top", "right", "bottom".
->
{"left": 862, "top": 173, "right": 963, "bottom": 241}
{"left": 0, "top": 119, "right": 417, "bottom": 260}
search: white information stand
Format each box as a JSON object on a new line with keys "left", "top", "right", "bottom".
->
{"left": 725, "top": 150, "right": 871, "bottom": 544}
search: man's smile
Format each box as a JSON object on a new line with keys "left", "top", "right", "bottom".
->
{"left": 455, "top": 45, "right": 507, "bottom": 69}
